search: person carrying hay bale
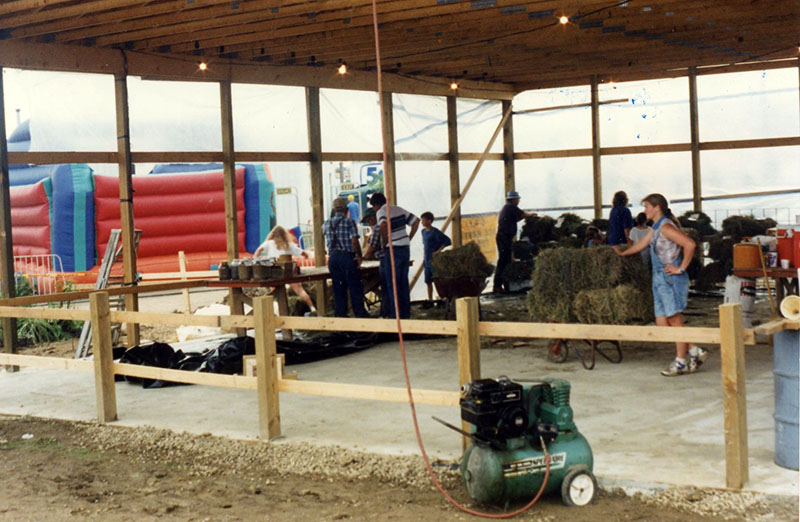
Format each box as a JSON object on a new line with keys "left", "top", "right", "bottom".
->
{"left": 613, "top": 193, "right": 709, "bottom": 377}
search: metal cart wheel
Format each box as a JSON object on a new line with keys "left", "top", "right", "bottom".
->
{"left": 546, "top": 339, "right": 571, "bottom": 363}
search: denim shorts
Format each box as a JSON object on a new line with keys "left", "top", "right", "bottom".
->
{"left": 652, "top": 271, "right": 689, "bottom": 318}
{"left": 424, "top": 265, "right": 434, "bottom": 284}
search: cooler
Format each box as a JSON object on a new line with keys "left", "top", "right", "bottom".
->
{"left": 776, "top": 226, "right": 800, "bottom": 269}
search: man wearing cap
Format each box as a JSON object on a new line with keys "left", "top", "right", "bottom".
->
{"left": 346, "top": 194, "right": 360, "bottom": 223}
{"left": 370, "top": 192, "right": 419, "bottom": 319}
{"left": 362, "top": 208, "right": 388, "bottom": 317}
{"left": 323, "top": 197, "right": 368, "bottom": 318}
{"left": 493, "top": 191, "right": 536, "bottom": 293}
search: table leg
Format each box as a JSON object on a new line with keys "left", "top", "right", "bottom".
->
{"left": 275, "top": 285, "right": 292, "bottom": 340}
{"left": 228, "top": 288, "right": 246, "bottom": 336}
{"left": 775, "top": 277, "right": 785, "bottom": 303}
{"left": 315, "top": 282, "right": 327, "bottom": 316}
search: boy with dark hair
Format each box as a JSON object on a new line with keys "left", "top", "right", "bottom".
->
{"left": 419, "top": 212, "right": 451, "bottom": 302}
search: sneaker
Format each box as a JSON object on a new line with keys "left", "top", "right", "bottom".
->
{"left": 661, "top": 359, "right": 690, "bottom": 377}
{"left": 689, "top": 347, "right": 709, "bottom": 371}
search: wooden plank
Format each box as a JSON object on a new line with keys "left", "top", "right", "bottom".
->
{"left": 306, "top": 86, "right": 328, "bottom": 315}
{"left": 719, "top": 303, "right": 749, "bottom": 489}
{"left": 254, "top": 295, "right": 281, "bottom": 440}
{"left": 275, "top": 316, "right": 457, "bottom": 335}
{"left": 0, "top": 353, "right": 93, "bottom": 371}
{"left": 141, "top": 270, "right": 218, "bottom": 280}
{"left": 0, "top": 306, "right": 91, "bottom": 321}
{"left": 7, "top": 151, "right": 118, "bottom": 164}
{"left": 382, "top": 90, "right": 397, "bottom": 205}
{"left": 110, "top": 310, "right": 254, "bottom": 329}
{"left": 590, "top": 75, "right": 602, "bottom": 220}
{"left": 130, "top": 151, "right": 224, "bottom": 163}
{"left": 502, "top": 99, "right": 515, "bottom": 195}
{"left": 178, "top": 251, "right": 192, "bottom": 313}
{"left": 688, "top": 67, "right": 702, "bottom": 212}
{"left": 90, "top": 292, "right": 117, "bottom": 423}
{"left": 114, "top": 72, "right": 140, "bottom": 348}
{"left": 0, "top": 67, "right": 18, "bottom": 372}
{"left": 699, "top": 136, "right": 800, "bottom": 151}
{"left": 278, "top": 379, "right": 460, "bottom": 407}
{"left": 113, "top": 362, "right": 257, "bottom": 390}
{"left": 0, "top": 280, "right": 208, "bottom": 307}
{"left": 447, "top": 96, "right": 462, "bottom": 247}
{"left": 457, "top": 297, "right": 480, "bottom": 450}
{"left": 754, "top": 318, "right": 799, "bottom": 336}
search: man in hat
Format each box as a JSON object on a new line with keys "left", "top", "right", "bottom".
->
{"left": 323, "top": 197, "right": 367, "bottom": 317}
{"left": 493, "top": 191, "right": 536, "bottom": 293}
{"left": 362, "top": 207, "right": 388, "bottom": 317}
{"left": 369, "top": 192, "right": 419, "bottom": 319}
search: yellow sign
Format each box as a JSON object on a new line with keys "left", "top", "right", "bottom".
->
{"left": 461, "top": 213, "right": 497, "bottom": 263}
{"left": 276, "top": 187, "right": 292, "bottom": 195}
{"left": 340, "top": 183, "right": 355, "bottom": 190}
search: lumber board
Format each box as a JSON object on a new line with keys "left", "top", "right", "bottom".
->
{"left": 113, "top": 362, "right": 257, "bottom": 390}
{"left": 719, "top": 303, "right": 749, "bottom": 489}
{"left": 0, "top": 306, "right": 90, "bottom": 321}
{"left": 140, "top": 270, "right": 218, "bottom": 280}
{"left": 457, "top": 297, "right": 481, "bottom": 450}
{"left": 91, "top": 292, "right": 117, "bottom": 422}
{"left": 447, "top": 95, "right": 462, "bottom": 247}
{"left": 754, "top": 318, "right": 800, "bottom": 336}
{"left": 277, "top": 379, "right": 460, "bottom": 407}
{"left": 0, "top": 353, "right": 93, "bottom": 371}
{"left": 110, "top": 310, "right": 254, "bottom": 329}
{"left": 275, "top": 316, "right": 457, "bottom": 335}
{"left": 254, "top": 295, "right": 281, "bottom": 439}
{"left": 0, "top": 280, "right": 208, "bottom": 307}
{"left": 0, "top": 67, "right": 18, "bottom": 370}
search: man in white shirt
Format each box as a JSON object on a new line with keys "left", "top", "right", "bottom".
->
{"left": 369, "top": 192, "right": 419, "bottom": 319}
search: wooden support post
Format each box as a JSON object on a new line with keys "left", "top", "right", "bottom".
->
{"left": 254, "top": 295, "right": 281, "bottom": 440}
{"left": 178, "top": 251, "right": 191, "bottom": 314}
{"left": 447, "top": 96, "right": 462, "bottom": 247}
{"left": 220, "top": 80, "right": 245, "bottom": 334}
{"left": 306, "top": 86, "right": 327, "bottom": 315}
{"left": 114, "top": 73, "right": 140, "bottom": 347}
{"left": 719, "top": 303, "right": 748, "bottom": 489}
{"left": 590, "top": 76, "right": 603, "bottom": 219}
{"left": 90, "top": 291, "right": 117, "bottom": 422}
{"left": 502, "top": 99, "right": 515, "bottom": 196}
{"left": 0, "top": 67, "right": 18, "bottom": 371}
{"left": 381, "top": 91, "right": 397, "bottom": 205}
{"left": 456, "top": 297, "right": 480, "bottom": 451}
{"left": 689, "top": 67, "right": 702, "bottom": 212}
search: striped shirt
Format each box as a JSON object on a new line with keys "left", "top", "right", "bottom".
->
{"left": 376, "top": 205, "right": 418, "bottom": 248}
{"left": 323, "top": 213, "right": 359, "bottom": 253}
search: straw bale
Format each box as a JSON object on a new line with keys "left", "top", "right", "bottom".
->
{"left": 557, "top": 213, "right": 586, "bottom": 238}
{"left": 679, "top": 211, "right": 717, "bottom": 237}
{"left": 573, "top": 285, "right": 654, "bottom": 324}
{"left": 503, "top": 260, "right": 534, "bottom": 283}
{"left": 721, "top": 215, "right": 776, "bottom": 240}
{"left": 590, "top": 218, "right": 609, "bottom": 232}
{"left": 431, "top": 241, "right": 494, "bottom": 279}
{"left": 520, "top": 216, "right": 558, "bottom": 243}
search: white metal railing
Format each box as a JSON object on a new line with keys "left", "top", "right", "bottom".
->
{"left": 13, "top": 254, "right": 67, "bottom": 296}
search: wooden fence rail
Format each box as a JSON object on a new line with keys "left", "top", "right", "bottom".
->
{"left": 0, "top": 289, "right": 796, "bottom": 489}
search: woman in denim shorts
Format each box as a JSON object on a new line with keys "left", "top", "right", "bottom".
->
{"left": 613, "top": 194, "right": 709, "bottom": 377}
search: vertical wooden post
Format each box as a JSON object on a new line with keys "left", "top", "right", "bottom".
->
{"left": 590, "top": 75, "right": 603, "bottom": 219}
{"left": 719, "top": 303, "right": 748, "bottom": 489}
{"left": 689, "top": 67, "right": 702, "bottom": 212}
{"left": 220, "top": 80, "right": 245, "bottom": 334}
{"left": 447, "top": 96, "right": 462, "bottom": 247}
{"left": 381, "top": 91, "right": 397, "bottom": 205}
{"left": 254, "top": 295, "right": 281, "bottom": 440}
{"left": 306, "top": 86, "right": 327, "bottom": 314}
{"left": 178, "top": 251, "right": 191, "bottom": 314}
{"left": 456, "top": 297, "right": 480, "bottom": 451}
{"left": 90, "top": 291, "right": 117, "bottom": 422}
{"left": 0, "top": 67, "right": 18, "bottom": 371}
{"left": 502, "top": 99, "right": 515, "bottom": 196}
{"left": 113, "top": 73, "right": 140, "bottom": 347}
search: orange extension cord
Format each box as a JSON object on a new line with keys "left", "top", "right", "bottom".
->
{"left": 369, "top": 2, "right": 549, "bottom": 518}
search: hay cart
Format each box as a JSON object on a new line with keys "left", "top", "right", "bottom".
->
{"left": 546, "top": 338, "right": 622, "bottom": 370}
{"left": 433, "top": 276, "right": 488, "bottom": 319}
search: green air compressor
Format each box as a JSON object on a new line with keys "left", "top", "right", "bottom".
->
{"left": 458, "top": 376, "right": 596, "bottom": 507}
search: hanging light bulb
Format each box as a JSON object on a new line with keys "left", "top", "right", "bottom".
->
{"left": 559, "top": 15, "right": 569, "bottom": 24}
{"left": 198, "top": 61, "right": 208, "bottom": 71}
{"left": 337, "top": 63, "right": 348, "bottom": 75}
{"left": 450, "top": 81, "right": 459, "bottom": 90}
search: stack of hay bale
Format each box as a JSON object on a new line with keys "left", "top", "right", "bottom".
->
{"left": 431, "top": 241, "right": 494, "bottom": 280}
{"left": 528, "top": 246, "right": 654, "bottom": 325}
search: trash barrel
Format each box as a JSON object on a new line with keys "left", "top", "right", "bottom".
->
{"left": 774, "top": 330, "right": 799, "bottom": 470}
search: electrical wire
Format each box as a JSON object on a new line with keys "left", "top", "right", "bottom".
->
{"left": 371, "top": 0, "right": 550, "bottom": 517}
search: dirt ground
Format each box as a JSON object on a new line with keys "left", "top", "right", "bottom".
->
{"left": 2, "top": 415, "right": 794, "bottom": 522}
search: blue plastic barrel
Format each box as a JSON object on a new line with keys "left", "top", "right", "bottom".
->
{"left": 774, "top": 330, "right": 799, "bottom": 470}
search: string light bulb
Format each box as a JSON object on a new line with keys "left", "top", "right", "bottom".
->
{"left": 337, "top": 63, "right": 348, "bottom": 75}
{"left": 198, "top": 61, "right": 208, "bottom": 71}
{"left": 559, "top": 15, "right": 569, "bottom": 24}
{"left": 450, "top": 81, "right": 459, "bottom": 90}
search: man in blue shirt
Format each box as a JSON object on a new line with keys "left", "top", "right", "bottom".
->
{"left": 607, "top": 190, "right": 634, "bottom": 246}
{"left": 346, "top": 195, "right": 360, "bottom": 224}
{"left": 493, "top": 191, "right": 535, "bottom": 293}
{"left": 323, "top": 197, "right": 367, "bottom": 317}
{"left": 420, "top": 211, "right": 451, "bottom": 302}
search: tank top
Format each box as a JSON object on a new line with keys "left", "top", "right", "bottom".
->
{"left": 651, "top": 216, "right": 681, "bottom": 266}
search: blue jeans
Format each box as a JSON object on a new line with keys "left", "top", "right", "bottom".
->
{"left": 384, "top": 245, "right": 411, "bottom": 319}
{"left": 328, "top": 252, "right": 367, "bottom": 318}
{"left": 378, "top": 256, "right": 389, "bottom": 317}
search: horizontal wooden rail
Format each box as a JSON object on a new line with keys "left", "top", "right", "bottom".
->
{"left": 478, "top": 321, "right": 756, "bottom": 345}
{"left": 0, "top": 353, "right": 93, "bottom": 371}
{"left": 113, "top": 362, "right": 256, "bottom": 390}
{"left": 276, "top": 316, "right": 457, "bottom": 335}
{"left": 278, "top": 379, "right": 460, "bottom": 407}
{"left": 0, "top": 306, "right": 90, "bottom": 321}
{"left": 110, "top": 310, "right": 254, "bottom": 329}
{"left": 754, "top": 318, "right": 800, "bottom": 336}
{"left": 0, "top": 280, "right": 208, "bottom": 307}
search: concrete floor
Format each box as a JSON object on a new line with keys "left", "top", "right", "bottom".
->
{"left": 1, "top": 327, "right": 797, "bottom": 498}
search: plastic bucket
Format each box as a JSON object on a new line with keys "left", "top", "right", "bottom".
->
{"left": 774, "top": 330, "right": 799, "bottom": 470}
{"left": 733, "top": 243, "right": 761, "bottom": 270}
{"left": 723, "top": 275, "right": 756, "bottom": 328}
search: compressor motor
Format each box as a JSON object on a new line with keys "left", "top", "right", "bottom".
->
{"left": 458, "top": 376, "right": 597, "bottom": 507}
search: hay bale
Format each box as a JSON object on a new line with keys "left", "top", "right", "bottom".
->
{"left": 521, "top": 216, "right": 558, "bottom": 243}
{"left": 503, "top": 260, "right": 534, "bottom": 283}
{"left": 557, "top": 213, "right": 586, "bottom": 238}
{"left": 679, "top": 211, "right": 717, "bottom": 237}
{"left": 512, "top": 241, "right": 534, "bottom": 261}
{"left": 721, "top": 215, "right": 777, "bottom": 239}
{"left": 590, "top": 218, "right": 609, "bottom": 232}
{"left": 431, "top": 241, "right": 494, "bottom": 279}
{"left": 528, "top": 246, "right": 651, "bottom": 323}
{"left": 573, "top": 285, "right": 654, "bottom": 324}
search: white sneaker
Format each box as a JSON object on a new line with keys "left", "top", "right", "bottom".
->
{"left": 661, "top": 359, "right": 690, "bottom": 377}
{"left": 689, "top": 346, "right": 709, "bottom": 372}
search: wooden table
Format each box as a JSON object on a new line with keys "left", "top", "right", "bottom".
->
{"left": 208, "top": 261, "right": 380, "bottom": 338}
{"left": 733, "top": 267, "right": 799, "bottom": 302}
